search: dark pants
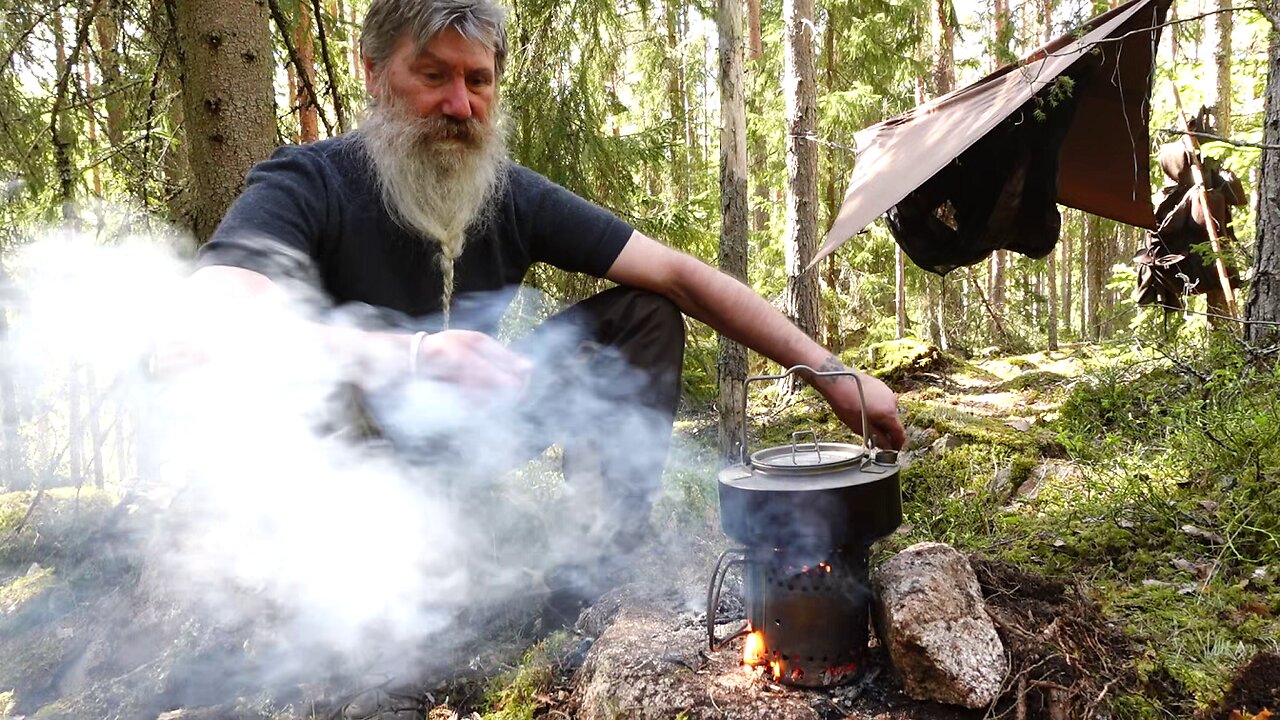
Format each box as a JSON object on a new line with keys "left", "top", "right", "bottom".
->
{"left": 516, "top": 286, "right": 686, "bottom": 549}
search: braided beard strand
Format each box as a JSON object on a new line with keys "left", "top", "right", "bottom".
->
{"left": 358, "top": 96, "right": 509, "bottom": 326}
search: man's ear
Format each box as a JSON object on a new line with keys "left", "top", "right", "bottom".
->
{"left": 362, "top": 55, "right": 379, "bottom": 97}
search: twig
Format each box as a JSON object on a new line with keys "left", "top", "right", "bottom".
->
{"left": 12, "top": 78, "right": 148, "bottom": 123}
{"left": 1016, "top": 674, "right": 1027, "bottom": 720}
{"left": 1145, "top": 302, "right": 1280, "bottom": 327}
{"left": 965, "top": 265, "right": 1015, "bottom": 346}
{"left": 309, "top": 0, "right": 349, "bottom": 133}
{"left": 1156, "top": 128, "right": 1280, "bottom": 152}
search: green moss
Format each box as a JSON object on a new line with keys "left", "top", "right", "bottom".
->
{"left": 0, "top": 566, "right": 54, "bottom": 616}
{"left": 902, "top": 402, "right": 1051, "bottom": 453}
{"left": 992, "top": 369, "right": 1070, "bottom": 393}
{"left": 0, "top": 488, "right": 115, "bottom": 566}
{"left": 845, "top": 338, "right": 958, "bottom": 383}
{"left": 482, "top": 631, "right": 576, "bottom": 720}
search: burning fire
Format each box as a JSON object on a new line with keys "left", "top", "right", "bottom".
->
{"left": 742, "top": 629, "right": 784, "bottom": 681}
{"left": 742, "top": 628, "right": 766, "bottom": 666}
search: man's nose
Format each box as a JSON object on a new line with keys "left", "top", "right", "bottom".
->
{"left": 440, "top": 77, "right": 472, "bottom": 119}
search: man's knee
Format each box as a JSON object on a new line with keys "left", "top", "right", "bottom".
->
{"left": 589, "top": 286, "right": 685, "bottom": 360}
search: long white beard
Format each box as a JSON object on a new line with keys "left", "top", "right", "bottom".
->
{"left": 357, "top": 98, "right": 509, "bottom": 323}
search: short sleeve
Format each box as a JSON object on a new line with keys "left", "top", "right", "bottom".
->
{"left": 197, "top": 145, "right": 328, "bottom": 287}
{"left": 518, "top": 170, "right": 633, "bottom": 277}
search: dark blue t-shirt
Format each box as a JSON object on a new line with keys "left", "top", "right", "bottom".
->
{"left": 198, "top": 135, "right": 633, "bottom": 333}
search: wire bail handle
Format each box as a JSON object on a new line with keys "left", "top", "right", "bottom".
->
{"left": 737, "top": 364, "right": 871, "bottom": 466}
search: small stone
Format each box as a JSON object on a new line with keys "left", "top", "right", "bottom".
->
{"left": 930, "top": 434, "right": 965, "bottom": 454}
{"left": 904, "top": 426, "right": 940, "bottom": 451}
{"left": 1180, "top": 524, "right": 1226, "bottom": 545}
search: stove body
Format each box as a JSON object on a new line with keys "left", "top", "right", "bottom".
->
{"left": 708, "top": 430, "right": 902, "bottom": 688}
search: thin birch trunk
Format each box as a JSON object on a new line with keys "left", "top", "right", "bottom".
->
{"left": 718, "top": 0, "right": 749, "bottom": 462}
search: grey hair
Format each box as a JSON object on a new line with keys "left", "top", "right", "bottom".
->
{"left": 361, "top": 0, "right": 508, "bottom": 78}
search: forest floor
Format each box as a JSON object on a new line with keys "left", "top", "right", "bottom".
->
{"left": 472, "top": 336, "right": 1280, "bottom": 720}
{"left": 1, "top": 337, "right": 1279, "bottom": 719}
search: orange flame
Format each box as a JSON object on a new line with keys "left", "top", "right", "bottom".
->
{"left": 742, "top": 630, "right": 766, "bottom": 666}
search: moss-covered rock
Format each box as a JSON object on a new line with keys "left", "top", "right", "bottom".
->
{"left": 846, "top": 338, "right": 957, "bottom": 384}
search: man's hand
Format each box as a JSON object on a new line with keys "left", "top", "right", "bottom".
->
{"left": 808, "top": 357, "right": 906, "bottom": 451}
{"left": 411, "top": 329, "right": 533, "bottom": 395}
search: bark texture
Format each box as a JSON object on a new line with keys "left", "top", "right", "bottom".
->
{"left": 718, "top": 0, "right": 749, "bottom": 463}
{"left": 174, "top": 0, "right": 277, "bottom": 243}
{"left": 781, "top": 0, "right": 820, "bottom": 347}
{"left": 295, "top": 0, "right": 319, "bottom": 142}
{"left": 1212, "top": 0, "right": 1233, "bottom": 137}
{"left": 1246, "top": 27, "right": 1280, "bottom": 347}
{"left": 94, "top": 0, "right": 126, "bottom": 147}
{"left": 931, "top": 0, "right": 955, "bottom": 97}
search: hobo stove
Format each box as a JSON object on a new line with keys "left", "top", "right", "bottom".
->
{"left": 707, "top": 365, "right": 902, "bottom": 688}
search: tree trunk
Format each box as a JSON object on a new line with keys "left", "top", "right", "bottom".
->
{"left": 1212, "top": 0, "right": 1233, "bottom": 137}
{"left": 51, "top": 7, "right": 81, "bottom": 222}
{"left": 0, "top": 276, "right": 28, "bottom": 491}
{"left": 993, "top": 0, "right": 1008, "bottom": 68}
{"left": 86, "top": 366, "right": 105, "bottom": 489}
{"left": 174, "top": 0, "right": 277, "bottom": 243}
{"left": 1245, "top": 25, "right": 1280, "bottom": 347}
{"left": 989, "top": 252, "right": 1005, "bottom": 341}
{"left": 94, "top": 0, "right": 126, "bottom": 147}
{"left": 666, "top": 3, "right": 689, "bottom": 204}
{"left": 1083, "top": 217, "right": 1106, "bottom": 341}
{"left": 69, "top": 360, "right": 83, "bottom": 486}
{"left": 1043, "top": 0, "right": 1058, "bottom": 351}
{"left": 781, "top": 0, "right": 821, "bottom": 363}
{"left": 1061, "top": 230, "right": 1072, "bottom": 336}
{"left": 115, "top": 401, "right": 130, "bottom": 486}
{"left": 346, "top": 0, "right": 363, "bottom": 84}
{"left": 717, "top": 0, "right": 750, "bottom": 463}
{"left": 295, "top": 0, "right": 320, "bottom": 142}
{"left": 932, "top": 0, "right": 955, "bottom": 96}
{"left": 746, "top": 0, "right": 763, "bottom": 61}
{"left": 84, "top": 56, "right": 104, "bottom": 197}
{"left": 896, "top": 247, "right": 907, "bottom": 339}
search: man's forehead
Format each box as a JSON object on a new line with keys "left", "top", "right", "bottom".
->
{"left": 401, "top": 29, "right": 495, "bottom": 66}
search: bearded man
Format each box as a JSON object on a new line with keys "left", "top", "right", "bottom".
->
{"left": 195, "top": 0, "right": 904, "bottom": 612}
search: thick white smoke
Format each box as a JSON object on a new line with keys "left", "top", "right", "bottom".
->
{"left": 3, "top": 228, "right": 678, "bottom": 692}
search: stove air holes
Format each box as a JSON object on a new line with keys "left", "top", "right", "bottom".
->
{"left": 774, "top": 618, "right": 782, "bottom": 627}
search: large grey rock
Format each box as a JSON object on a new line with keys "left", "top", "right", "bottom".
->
{"left": 872, "top": 542, "right": 1005, "bottom": 709}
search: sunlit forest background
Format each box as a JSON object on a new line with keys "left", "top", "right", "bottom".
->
{"left": 2, "top": 0, "right": 1280, "bottom": 716}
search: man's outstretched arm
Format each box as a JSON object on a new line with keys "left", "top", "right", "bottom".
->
{"left": 604, "top": 230, "right": 906, "bottom": 450}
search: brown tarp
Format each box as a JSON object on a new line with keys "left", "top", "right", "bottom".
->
{"left": 814, "top": 0, "right": 1172, "bottom": 268}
